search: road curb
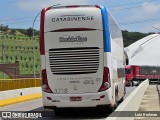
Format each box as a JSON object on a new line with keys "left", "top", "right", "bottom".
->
{"left": 106, "top": 79, "right": 149, "bottom": 120}
{"left": 0, "top": 93, "right": 42, "bottom": 107}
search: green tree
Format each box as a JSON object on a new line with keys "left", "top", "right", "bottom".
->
{"left": 26, "top": 28, "right": 33, "bottom": 37}
{"left": 122, "top": 30, "right": 155, "bottom": 47}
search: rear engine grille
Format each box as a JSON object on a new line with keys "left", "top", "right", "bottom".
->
{"left": 49, "top": 47, "right": 99, "bottom": 74}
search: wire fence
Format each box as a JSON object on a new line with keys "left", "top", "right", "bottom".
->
{"left": 0, "top": 78, "right": 41, "bottom": 91}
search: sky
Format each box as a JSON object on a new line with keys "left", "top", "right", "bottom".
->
{"left": 0, "top": 0, "right": 160, "bottom": 33}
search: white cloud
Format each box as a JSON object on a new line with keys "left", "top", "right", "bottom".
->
{"left": 126, "top": 2, "right": 160, "bottom": 21}
{"left": 16, "top": 0, "right": 105, "bottom": 11}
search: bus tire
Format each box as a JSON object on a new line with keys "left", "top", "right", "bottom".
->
{"left": 98, "top": 105, "right": 115, "bottom": 115}
{"left": 115, "top": 87, "right": 119, "bottom": 104}
{"left": 54, "top": 108, "right": 63, "bottom": 116}
{"left": 118, "top": 97, "right": 124, "bottom": 103}
{"left": 107, "top": 105, "right": 115, "bottom": 114}
{"left": 129, "top": 80, "right": 132, "bottom": 86}
{"left": 132, "top": 80, "right": 135, "bottom": 86}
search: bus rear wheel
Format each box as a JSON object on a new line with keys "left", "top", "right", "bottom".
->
{"left": 54, "top": 108, "right": 64, "bottom": 116}
{"left": 98, "top": 105, "right": 115, "bottom": 115}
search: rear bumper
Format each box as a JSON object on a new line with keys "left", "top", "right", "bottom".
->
{"left": 42, "top": 88, "right": 112, "bottom": 108}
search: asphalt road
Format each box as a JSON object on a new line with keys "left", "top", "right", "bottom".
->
{"left": 0, "top": 86, "right": 136, "bottom": 120}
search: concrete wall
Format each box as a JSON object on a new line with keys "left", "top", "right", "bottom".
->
{"left": 0, "top": 87, "right": 42, "bottom": 100}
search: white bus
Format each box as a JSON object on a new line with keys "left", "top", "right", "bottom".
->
{"left": 40, "top": 5, "right": 125, "bottom": 114}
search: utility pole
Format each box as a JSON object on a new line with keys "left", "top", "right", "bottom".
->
{"left": 2, "top": 36, "right": 4, "bottom": 64}
{"left": 1, "top": 35, "right": 4, "bottom": 78}
{"left": 1, "top": 25, "right": 6, "bottom": 70}
{"left": 32, "top": 27, "right": 36, "bottom": 78}
{"left": 32, "top": 12, "right": 41, "bottom": 78}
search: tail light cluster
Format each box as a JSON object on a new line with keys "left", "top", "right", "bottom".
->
{"left": 42, "top": 69, "right": 53, "bottom": 93}
{"left": 98, "top": 67, "right": 111, "bottom": 92}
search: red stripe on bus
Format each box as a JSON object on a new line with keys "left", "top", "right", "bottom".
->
{"left": 50, "top": 28, "right": 97, "bottom": 32}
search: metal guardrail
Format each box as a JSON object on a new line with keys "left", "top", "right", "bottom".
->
{"left": 0, "top": 78, "right": 41, "bottom": 91}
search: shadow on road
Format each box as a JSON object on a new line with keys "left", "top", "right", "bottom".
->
{"left": 31, "top": 107, "right": 109, "bottom": 120}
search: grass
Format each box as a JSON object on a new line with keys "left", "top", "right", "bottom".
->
{"left": 0, "top": 34, "right": 40, "bottom": 78}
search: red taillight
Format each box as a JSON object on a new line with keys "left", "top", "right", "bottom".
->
{"left": 42, "top": 69, "right": 53, "bottom": 93}
{"left": 100, "top": 95, "right": 105, "bottom": 99}
{"left": 98, "top": 67, "right": 111, "bottom": 92}
{"left": 47, "top": 97, "right": 52, "bottom": 100}
{"left": 40, "top": 8, "right": 45, "bottom": 55}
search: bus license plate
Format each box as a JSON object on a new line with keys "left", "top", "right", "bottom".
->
{"left": 70, "top": 97, "right": 82, "bottom": 101}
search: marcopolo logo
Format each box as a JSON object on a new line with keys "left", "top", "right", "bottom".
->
{"left": 59, "top": 36, "right": 87, "bottom": 43}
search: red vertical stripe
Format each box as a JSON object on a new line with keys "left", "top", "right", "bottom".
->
{"left": 40, "top": 8, "right": 46, "bottom": 55}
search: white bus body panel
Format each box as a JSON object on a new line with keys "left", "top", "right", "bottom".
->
{"left": 41, "top": 6, "right": 125, "bottom": 108}
{"left": 42, "top": 7, "right": 106, "bottom": 107}
{"left": 44, "top": 7, "right": 103, "bottom": 32}
{"left": 43, "top": 89, "right": 112, "bottom": 107}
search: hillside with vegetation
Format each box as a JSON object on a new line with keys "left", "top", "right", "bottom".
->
{"left": 0, "top": 25, "right": 39, "bottom": 36}
{"left": 122, "top": 30, "right": 155, "bottom": 47}
{"left": 0, "top": 25, "right": 156, "bottom": 78}
{"left": 0, "top": 25, "right": 40, "bottom": 78}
